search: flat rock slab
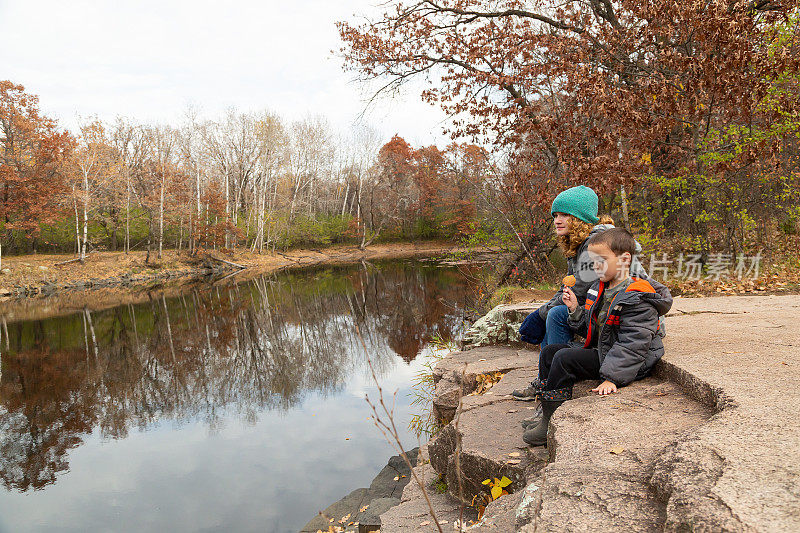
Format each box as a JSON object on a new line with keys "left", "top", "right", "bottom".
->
{"left": 651, "top": 295, "right": 800, "bottom": 532}
{"left": 517, "top": 378, "right": 712, "bottom": 532}
{"left": 433, "top": 346, "right": 537, "bottom": 424}
{"left": 433, "top": 346, "right": 535, "bottom": 383}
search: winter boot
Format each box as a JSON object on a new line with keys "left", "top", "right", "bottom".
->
{"left": 520, "top": 403, "right": 542, "bottom": 428}
{"left": 522, "top": 388, "right": 572, "bottom": 446}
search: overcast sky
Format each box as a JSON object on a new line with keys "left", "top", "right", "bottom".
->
{"left": 0, "top": 0, "right": 453, "bottom": 146}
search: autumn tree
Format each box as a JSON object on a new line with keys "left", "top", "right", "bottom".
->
{"left": 339, "top": 1, "right": 800, "bottom": 255}
{"left": 69, "top": 120, "right": 118, "bottom": 262}
{"left": 0, "top": 81, "right": 73, "bottom": 261}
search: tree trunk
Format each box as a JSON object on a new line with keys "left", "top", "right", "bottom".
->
{"left": 81, "top": 171, "right": 89, "bottom": 263}
{"left": 224, "top": 173, "right": 230, "bottom": 249}
{"left": 125, "top": 171, "right": 130, "bottom": 254}
{"left": 158, "top": 179, "right": 164, "bottom": 259}
{"left": 73, "top": 185, "right": 80, "bottom": 255}
{"left": 341, "top": 181, "right": 350, "bottom": 217}
{"left": 620, "top": 184, "right": 630, "bottom": 230}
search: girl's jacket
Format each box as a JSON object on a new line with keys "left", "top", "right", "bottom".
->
{"left": 568, "top": 277, "right": 673, "bottom": 386}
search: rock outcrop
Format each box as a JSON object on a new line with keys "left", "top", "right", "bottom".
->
{"left": 378, "top": 296, "right": 800, "bottom": 532}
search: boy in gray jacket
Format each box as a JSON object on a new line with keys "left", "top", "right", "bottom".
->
{"left": 522, "top": 227, "right": 673, "bottom": 446}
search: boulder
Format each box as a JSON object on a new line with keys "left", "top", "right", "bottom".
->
{"left": 461, "top": 303, "right": 542, "bottom": 349}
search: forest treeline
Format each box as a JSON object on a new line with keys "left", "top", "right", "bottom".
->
{"left": 3, "top": 1, "right": 800, "bottom": 276}
{"left": 0, "top": 80, "right": 496, "bottom": 261}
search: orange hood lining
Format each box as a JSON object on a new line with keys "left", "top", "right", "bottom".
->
{"left": 624, "top": 277, "right": 657, "bottom": 294}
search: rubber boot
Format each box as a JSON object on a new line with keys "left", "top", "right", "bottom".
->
{"left": 520, "top": 403, "right": 542, "bottom": 428}
{"left": 522, "top": 399, "right": 564, "bottom": 446}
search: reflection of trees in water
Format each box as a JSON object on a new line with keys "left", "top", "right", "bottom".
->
{"left": 0, "top": 261, "right": 472, "bottom": 491}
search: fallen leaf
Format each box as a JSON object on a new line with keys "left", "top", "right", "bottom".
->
{"left": 393, "top": 476, "right": 400, "bottom": 481}
{"left": 359, "top": 505, "right": 369, "bottom": 512}
{"left": 478, "top": 358, "right": 487, "bottom": 361}
{"left": 345, "top": 437, "right": 350, "bottom": 440}
{"left": 507, "top": 459, "right": 521, "bottom": 464}
{"left": 507, "top": 409, "right": 518, "bottom": 413}
{"left": 508, "top": 452, "right": 521, "bottom": 457}
{"left": 420, "top": 521, "right": 430, "bottom": 526}
{"left": 609, "top": 447, "right": 625, "bottom": 455}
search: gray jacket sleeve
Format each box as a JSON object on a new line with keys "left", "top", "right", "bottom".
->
{"left": 599, "top": 303, "right": 658, "bottom": 386}
{"left": 538, "top": 289, "right": 565, "bottom": 319}
{"left": 567, "top": 305, "right": 589, "bottom": 337}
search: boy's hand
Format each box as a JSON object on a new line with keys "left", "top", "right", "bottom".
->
{"left": 562, "top": 287, "right": 578, "bottom": 311}
{"left": 592, "top": 380, "right": 617, "bottom": 395}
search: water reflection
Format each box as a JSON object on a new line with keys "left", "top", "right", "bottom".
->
{"left": 0, "top": 261, "right": 473, "bottom": 496}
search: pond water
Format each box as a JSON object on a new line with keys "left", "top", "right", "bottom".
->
{"left": 0, "top": 260, "right": 476, "bottom": 533}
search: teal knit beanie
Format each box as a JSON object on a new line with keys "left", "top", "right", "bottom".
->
{"left": 550, "top": 185, "right": 600, "bottom": 224}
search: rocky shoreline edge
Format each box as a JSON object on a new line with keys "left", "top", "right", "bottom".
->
{"left": 305, "top": 295, "right": 800, "bottom": 532}
{"left": 0, "top": 243, "right": 494, "bottom": 303}
{"left": 300, "top": 448, "right": 420, "bottom": 533}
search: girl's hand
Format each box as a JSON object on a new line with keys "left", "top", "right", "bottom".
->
{"left": 562, "top": 287, "right": 578, "bottom": 311}
{"left": 592, "top": 380, "right": 618, "bottom": 395}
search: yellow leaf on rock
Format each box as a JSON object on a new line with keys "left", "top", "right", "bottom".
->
{"left": 610, "top": 447, "right": 625, "bottom": 455}
{"left": 491, "top": 485, "right": 502, "bottom": 499}
{"left": 499, "top": 476, "right": 512, "bottom": 488}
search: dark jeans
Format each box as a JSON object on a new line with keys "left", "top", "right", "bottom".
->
{"left": 538, "top": 343, "right": 601, "bottom": 391}
{"left": 519, "top": 304, "right": 573, "bottom": 348}
{"left": 541, "top": 305, "right": 574, "bottom": 349}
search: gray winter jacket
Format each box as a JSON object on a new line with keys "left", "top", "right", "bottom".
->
{"left": 538, "top": 224, "right": 648, "bottom": 320}
{"left": 568, "top": 277, "right": 673, "bottom": 387}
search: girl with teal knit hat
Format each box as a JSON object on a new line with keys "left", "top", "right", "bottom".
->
{"left": 514, "top": 185, "right": 648, "bottom": 414}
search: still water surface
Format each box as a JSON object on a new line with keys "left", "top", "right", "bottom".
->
{"left": 0, "top": 260, "right": 475, "bottom": 533}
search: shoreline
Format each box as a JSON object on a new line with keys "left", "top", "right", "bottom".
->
{"left": 0, "top": 241, "right": 492, "bottom": 323}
